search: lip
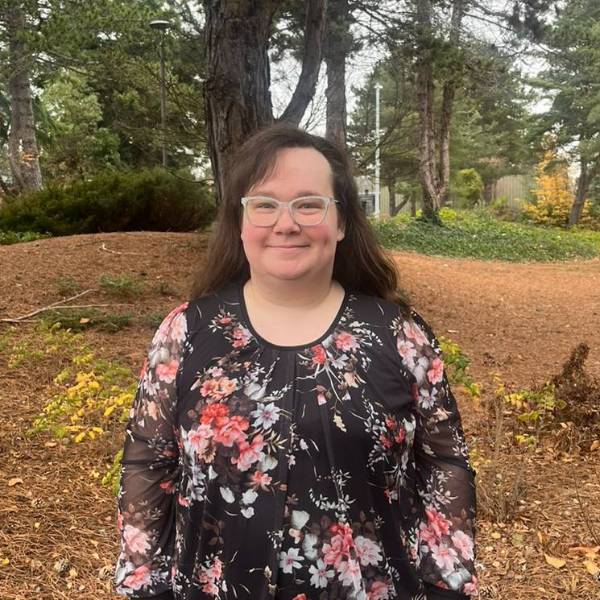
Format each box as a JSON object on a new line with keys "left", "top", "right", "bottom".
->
{"left": 267, "top": 245, "right": 309, "bottom": 249}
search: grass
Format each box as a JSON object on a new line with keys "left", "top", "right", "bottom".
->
{"left": 372, "top": 208, "right": 600, "bottom": 262}
{"left": 0, "top": 230, "right": 50, "bottom": 245}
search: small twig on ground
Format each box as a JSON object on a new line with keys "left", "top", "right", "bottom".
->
{"left": 0, "top": 289, "right": 95, "bottom": 323}
{"left": 99, "top": 242, "right": 143, "bottom": 255}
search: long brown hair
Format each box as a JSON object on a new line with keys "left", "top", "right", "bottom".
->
{"left": 190, "top": 124, "right": 410, "bottom": 315}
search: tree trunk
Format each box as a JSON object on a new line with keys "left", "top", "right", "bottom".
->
{"left": 203, "top": 0, "right": 326, "bottom": 204}
{"left": 569, "top": 154, "right": 600, "bottom": 226}
{"left": 7, "top": 2, "right": 43, "bottom": 192}
{"left": 280, "top": 0, "right": 327, "bottom": 125}
{"left": 415, "top": 0, "right": 464, "bottom": 222}
{"left": 324, "top": 0, "right": 351, "bottom": 146}
{"left": 483, "top": 179, "right": 494, "bottom": 204}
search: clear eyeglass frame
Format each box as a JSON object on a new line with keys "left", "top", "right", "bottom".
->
{"left": 240, "top": 195, "right": 339, "bottom": 227}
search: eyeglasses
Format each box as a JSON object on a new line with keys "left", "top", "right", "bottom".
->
{"left": 241, "top": 196, "right": 338, "bottom": 227}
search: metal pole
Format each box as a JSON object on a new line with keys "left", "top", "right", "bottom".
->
{"left": 159, "top": 32, "right": 167, "bottom": 168}
{"left": 374, "top": 83, "right": 382, "bottom": 218}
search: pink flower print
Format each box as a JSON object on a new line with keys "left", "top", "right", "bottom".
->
{"left": 213, "top": 415, "right": 250, "bottom": 447}
{"left": 322, "top": 535, "right": 345, "bottom": 569}
{"left": 250, "top": 470, "right": 272, "bottom": 490}
{"left": 402, "top": 320, "right": 429, "bottom": 346}
{"left": 343, "top": 371, "right": 358, "bottom": 387}
{"left": 425, "top": 507, "right": 451, "bottom": 538}
{"left": 200, "top": 403, "right": 229, "bottom": 427}
{"left": 218, "top": 315, "right": 232, "bottom": 325}
{"left": 311, "top": 344, "right": 327, "bottom": 365}
{"left": 207, "top": 366, "right": 224, "bottom": 377}
{"left": 200, "top": 378, "right": 219, "bottom": 398}
{"left": 310, "top": 344, "right": 327, "bottom": 365}
{"left": 379, "top": 434, "right": 393, "bottom": 449}
{"left": 463, "top": 576, "right": 478, "bottom": 595}
{"left": 232, "top": 434, "right": 265, "bottom": 471}
{"left": 159, "top": 479, "right": 176, "bottom": 494}
{"left": 427, "top": 357, "right": 444, "bottom": 385}
{"left": 122, "top": 564, "right": 151, "bottom": 590}
{"left": 451, "top": 530, "right": 474, "bottom": 561}
{"left": 177, "top": 494, "right": 190, "bottom": 507}
{"left": 123, "top": 524, "right": 150, "bottom": 555}
{"left": 201, "top": 376, "right": 238, "bottom": 400}
{"left": 430, "top": 542, "right": 458, "bottom": 571}
{"left": 368, "top": 580, "right": 391, "bottom": 600}
{"left": 338, "top": 558, "right": 362, "bottom": 590}
{"left": 201, "top": 582, "right": 218, "bottom": 596}
{"left": 354, "top": 536, "right": 382, "bottom": 567}
{"left": 394, "top": 427, "right": 406, "bottom": 444}
{"left": 187, "top": 424, "right": 214, "bottom": 455}
{"left": 335, "top": 330, "right": 359, "bottom": 352}
{"left": 418, "top": 522, "right": 438, "bottom": 545}
{"left": 292, "top": 595, "right": 307, "bottom": 600}
{"left": 146, "top": 400, "right": 159, "bottom": 421}
{"left": 156, "top": 359, "right": 178, "bottom": 384}
{"left": 232, "top": 326, "right": 251, "bottom": 348}
{"left": 396, "top": 338, "right": 417, "bottom": 363}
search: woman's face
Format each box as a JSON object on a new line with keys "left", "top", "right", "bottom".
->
{"left": 240, "top": 147, "right": 345, "bottom": 286}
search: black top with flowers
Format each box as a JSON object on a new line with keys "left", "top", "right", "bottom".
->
{"left": 114, "top": 283, "right": 477, "bottom": 600}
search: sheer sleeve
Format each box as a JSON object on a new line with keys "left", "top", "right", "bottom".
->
{"left": 395, "top": 311, "right": 477, "bottom": 599}
{"left": 114, "top": 303, "right": 188, "bottom": 598}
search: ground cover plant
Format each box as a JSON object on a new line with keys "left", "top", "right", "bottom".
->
{"left": 0, "top": 232, "right": 599, "bottom": 599}
{"left": 373, "top": 208, "right": 600, "bottom": 262}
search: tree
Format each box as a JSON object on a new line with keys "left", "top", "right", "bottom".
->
{"left": 203, "top": 0, "right": 326, "bottom": 203}
{"left": 2, "top": 1, "right": 43, "bottom": 191}
{"left": 532, "top": 0, "right": 600, "bottom": 226}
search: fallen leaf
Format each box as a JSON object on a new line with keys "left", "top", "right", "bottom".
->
{"left": 590, "top": 440, "right": 599, "bottom": 452}
{"left": 545, "top": 554, "right": 566, "bottom": 569}
{"left": 583, "top": 560, "right": 599, "bottom": 577}
{"left": 569, "top": 545, "right": 599, "bottom": 559}
{"left": 8, "top": 477, "right": 23, "bottom": 487}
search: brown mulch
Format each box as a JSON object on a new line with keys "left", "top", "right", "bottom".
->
{"left": 0, "top": 232, "right": 599, "bottom": 599}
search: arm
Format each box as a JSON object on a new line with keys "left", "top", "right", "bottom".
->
{"left": 114, "top": 303, "right": 189, "bottom": 598}
{"left": 395, "top": 311, "right": 477, "bottom": 599}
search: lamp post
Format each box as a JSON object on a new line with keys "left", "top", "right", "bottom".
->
{"left": 374, "top": 82, "right": 382, "bottom": 218}
{"left": 150, "top": 19, "right": 171, "bottom": 168}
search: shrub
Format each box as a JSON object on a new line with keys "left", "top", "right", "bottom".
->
{"left": 523, "top": 149, "right": 600, "bottom": 229}
{"left": 0, "top": 168, "right": 216, "bottom": 235}
{"left": 453, "top": 168, "right": 483, "bottom": 208}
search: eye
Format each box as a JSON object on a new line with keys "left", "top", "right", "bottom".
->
{"left": 295, "top": 197, "right": 325, "bottom": 212}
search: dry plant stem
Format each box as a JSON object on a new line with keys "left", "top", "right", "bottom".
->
{"left": 0, "top": 289, "right": 100, "bottom": 323}
{"left": 100, "top": 242, "right": 142, "bottom": 255}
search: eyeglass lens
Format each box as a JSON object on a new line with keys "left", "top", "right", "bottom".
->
{"left": 246, "top": 197, "right": 329, "bottom": 226}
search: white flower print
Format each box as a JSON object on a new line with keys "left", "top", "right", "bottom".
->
{"left": 338, "top": 558, "right": 362, "bottom": 590}
{"left": 279, "top": 548, "right": 304, "bottom": 574}
{"left": 309, "top": 558, "right": 333, "bottom": 588}
{"left": 251, "top": 402, "right": 281, "bottom": 429}
{"left": 354, "top": 536, "right": 382, "bottom": 567}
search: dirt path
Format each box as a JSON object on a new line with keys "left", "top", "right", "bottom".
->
{"left": 1, "top": 232, "right": 599, "bottom": 599}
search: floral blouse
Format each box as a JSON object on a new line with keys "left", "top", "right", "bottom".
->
{"left": 114, "top": 282, "right": 477, "bottom": 600}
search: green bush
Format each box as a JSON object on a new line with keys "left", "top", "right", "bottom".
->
{"left": 0, "top": 168, "right": 216, "bottom": 235}
{"left": 453, "top": 168, "right": 484, "bottom": 208}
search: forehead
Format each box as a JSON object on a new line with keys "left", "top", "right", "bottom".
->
{"left": 248, "top": 147, "right": 333, "bottom": 195}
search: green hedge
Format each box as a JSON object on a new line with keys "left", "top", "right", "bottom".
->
{"left": 0, "top": 168, "right": 216, "bottom": 235}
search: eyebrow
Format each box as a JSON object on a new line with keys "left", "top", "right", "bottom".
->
{"left": 248, "top": 190, "right": 327, "bottom": 198}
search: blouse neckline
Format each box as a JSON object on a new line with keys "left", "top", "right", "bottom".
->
{"left": 236, "top": 280, "right": 350, "bottom": 351}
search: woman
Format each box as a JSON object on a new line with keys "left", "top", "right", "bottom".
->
{"left": 114, "top": 125, "right": 477, "bottom": 600}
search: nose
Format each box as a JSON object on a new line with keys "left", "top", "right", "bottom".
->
{"left": 272, "top": 203, "right": 301, "bottom": 232}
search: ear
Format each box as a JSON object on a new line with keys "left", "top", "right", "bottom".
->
{"left": 336, "top": 222, "right": 345, "bottom": 242}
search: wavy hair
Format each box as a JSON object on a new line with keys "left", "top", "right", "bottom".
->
{"left": 190, "top": 124, "right": 410, "bottom": 316}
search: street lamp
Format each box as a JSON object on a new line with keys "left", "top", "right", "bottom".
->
{"left": 374, "top": 82, "right": 382, "bottom": 218}
{"left": 149, "top": 19, "right": 171, "bottom": 168}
